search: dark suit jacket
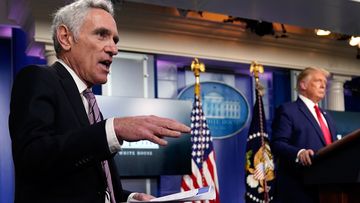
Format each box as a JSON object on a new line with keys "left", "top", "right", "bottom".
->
{"left": 9, "top": 62, "right": 131, "bottom": 203}
{"left": 271, "top": 98, "right": 337, "bottom": 203}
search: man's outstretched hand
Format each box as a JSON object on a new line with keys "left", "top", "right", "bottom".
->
{"left": 114, "top": 115, "right": 191, "bottom": 146}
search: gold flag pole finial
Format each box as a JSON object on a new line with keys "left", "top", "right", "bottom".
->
{"left": 191, "top": 58, "right": 205, "bottom": 97}
{"left": 250, "top": 61, "right": 265, "bottom": 96}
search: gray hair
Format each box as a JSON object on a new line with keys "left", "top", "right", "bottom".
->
{"left": 51, "top": 0, "right": 114, "bottom": 55}
{"left": 296, "top": 66, "right": 330, "bottom": 90}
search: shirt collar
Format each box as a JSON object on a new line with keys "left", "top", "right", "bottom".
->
{"left": 299, "top": 94, "right": 318, "bottom": 109}
{"left": 57, "top": 59, "right": 88, "bottom": 94}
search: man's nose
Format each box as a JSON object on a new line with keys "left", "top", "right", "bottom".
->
{"left": 105, "top": 42, "right": 118, "bottom": 56}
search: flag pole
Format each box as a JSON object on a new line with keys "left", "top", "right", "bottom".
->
{"left": 191, "top": 58, "right": 207, "bottom": 186}
{"left": 249, "top": 61, "right": 269, "bottom": 203}
{"left": 250, "top": 61, "right": 265, "bottom": 147}
{"left": 182, "top": 58, "right": 220, "bottom": 202}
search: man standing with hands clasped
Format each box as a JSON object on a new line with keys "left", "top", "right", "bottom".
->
{"left": 271, "top": 67, "right": 337, "bottom": 203}
{"left": 9, "top": 0, "right": 190, "bottom": 202}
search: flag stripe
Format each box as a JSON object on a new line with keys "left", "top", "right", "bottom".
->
{"left": 207, "top": 152, "right": 220, "bottom": 190}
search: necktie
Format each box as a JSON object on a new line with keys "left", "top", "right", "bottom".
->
{"left": 83, "top": 89, "right": 116, "bottom": 203}
{"left": 314, "top": 105, "right": 332, "bottom": 145}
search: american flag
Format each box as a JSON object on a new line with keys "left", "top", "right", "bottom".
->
{"left": 245, "top": 88, "right": 275, "bottom": 203}
{"left": 181, "top": 94, "right": 220, "bottom": 203}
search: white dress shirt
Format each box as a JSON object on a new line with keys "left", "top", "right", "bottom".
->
{"left": 298, "top": 94, "right": 328, "bottom": 127}
{"left": 58, "top": 60, "right": 121, "bottom": 153}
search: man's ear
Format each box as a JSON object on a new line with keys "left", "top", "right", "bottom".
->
{"left": 299, "top": 80, "right": 307, "bottom": 90}
{"left": 56, "top": 24, "right": 73, "bottom": 51}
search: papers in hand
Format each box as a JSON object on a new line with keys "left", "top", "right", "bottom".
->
{"left": 129, "top": 186, "right": 215, "bottom": 203}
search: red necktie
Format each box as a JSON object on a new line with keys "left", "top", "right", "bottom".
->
{"left": 314, "top": 105, "right": 332, "bottom": 145}
{"left": 83, "top": 89, "right": 116, "bottom": 203}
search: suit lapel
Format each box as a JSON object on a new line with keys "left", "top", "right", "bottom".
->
{"left": 50, "top": 62, "right": 108, "bottom": 187}
{"left": 296, "top": 98, "right": 327, "bottom": 145}
{"left": 50, "top": 62, "right": 89, "bottom": 127}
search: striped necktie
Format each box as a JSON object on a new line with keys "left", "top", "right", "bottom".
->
{"left": 83, "top": 89, "right": 116, "bottom": 203}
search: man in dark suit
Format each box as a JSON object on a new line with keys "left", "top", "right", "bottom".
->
{"left": 271, "top": 67, "right": 337, "bottom": 203}
{"left": 8, "top": 0, "right": 190, "bottom": 202}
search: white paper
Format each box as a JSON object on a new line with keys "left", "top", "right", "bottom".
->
{"left": 129, "top": 186, "right": 215, "bottom": 203}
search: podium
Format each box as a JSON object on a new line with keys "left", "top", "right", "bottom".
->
{"left": 303, "top": 129, "right": 360, "bottom": 203}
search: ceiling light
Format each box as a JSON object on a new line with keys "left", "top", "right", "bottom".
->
{"left": 315, "top": 29, "right": 331, "bottom": 36}
{"left": 349, "top": 36, "right": 360, "bottom": 46}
